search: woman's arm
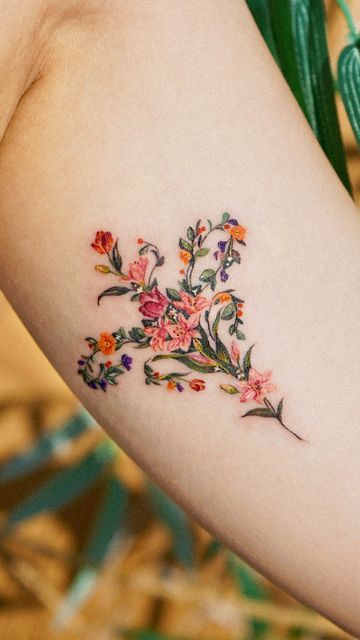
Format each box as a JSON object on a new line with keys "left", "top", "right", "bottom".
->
{"left": 1, "top": 1, "right": 360, "bottom": 634}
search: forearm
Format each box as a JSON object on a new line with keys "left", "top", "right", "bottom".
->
{"left": 0, "top": 1, "right": 360, "bottom": 634}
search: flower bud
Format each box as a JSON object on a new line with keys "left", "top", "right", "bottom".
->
{"left": 95, "top": 265, "right": 111, "bottom": 274}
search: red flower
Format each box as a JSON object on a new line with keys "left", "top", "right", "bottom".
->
{"left": 190, "top": 379, "right": 206, "bottom": 391}
{"left": 91, "top": 231, "right": 114, "bottom": 254}
{"left": 139, "top": 287, "right": 168, "bottom": 318}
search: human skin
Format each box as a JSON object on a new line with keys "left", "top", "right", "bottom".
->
{"left": 0, "top": 0, "right": 360, "bottom": 634}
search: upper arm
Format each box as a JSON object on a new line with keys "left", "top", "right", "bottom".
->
{"left": 1, "top": 2, "right": 360, "bottom": 635}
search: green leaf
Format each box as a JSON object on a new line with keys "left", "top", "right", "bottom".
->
{"left": 277, "top": 397, "right": 284, "bottom": 420}
{"left": 307, "top": 0, "right": 352, "bottom": 193}
{"left": 97, "top": 286, "right": 132, "bottom": 305}
{"left": 215, "top": 336, "right": 232, "bottom": 365}
{"left": 236, "top": 328, "right": 246, "bottom": 340}
{"left": 111, "top": 240, "right": 122, "bottom": 273}
{"left": 212, "top": 310, "right": 221, "bottom": 337}
{"left": 139, "top": 244, "right": 148, "bottom": 255}
{"left": 53, "top": 476, "right": 128, "bottom": 628}
{"left": 242, "top": 408, "right": 274, "bottom": 418}
{"left": 3, "top": 441, "right": 116, "bottom": 531}
{"left": 242, "top": 344, "right": 254, "bottom": 377}
{"left": 179, "top": 238, "right": 193, "bottom": 253}
{"left": 0, "top": 410, "right": 96, "bottom": 484}
{"left": 128, "top": 327, "right": 145, "bottom": 342}
{"left": 199, "top": 268, "right": 216, "bottom": 282}
{"left": 194, "top": 248, "right": 210, "bottom": 258}
{"left": 221, "top": 303, "right": 235, "bottom": 320}
{"left": 151, "top": 353, "right": 217, "bottom": 374}
{"left": 147, "top": 482, "right": 195, "bottom": 568}
{"left": 220, "top": 384, "right": 239, "bottom": 394}
{"left": 186, "top": 226, "right": 195, "bottom": 242}
{"left": 247, "top": 0, "right": 280, "bottom": 63}
{"left": 338, "top": 42, "right": 360, "bottom": 148}
{"left": 166, "top": 288, "right": 182, "bottom": 301}
{"left": 221, "top": 212, "right": 230, "bottom": 224}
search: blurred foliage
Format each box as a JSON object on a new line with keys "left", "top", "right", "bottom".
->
{"left": 1, "top": 1, "right": 359, "bottom": 639}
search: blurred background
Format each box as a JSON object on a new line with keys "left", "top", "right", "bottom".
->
{"left": 1, "top": 1, "right": 360, "bottom": 639}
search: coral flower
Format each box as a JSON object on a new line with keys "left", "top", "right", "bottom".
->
{"left": 98, "top": 332, "right": 117, "bottom": 355}
{"left": 139, "top": 287, "right": 169, "bottom": 318}
{"left": 144, "top": 319, "right": 169, "bottom": 351}
{"left": 228, "top": 225, "right": 247, "bottom": 242}
{"left": 167, "top": 315, "right": 200, "bottom": 352}
{"left": 167, "top": 380, "right": 177, "bottom": 391}
{"left": 91, "top": 231, "right": 114, "bottom": 254}
{"left": 190, "top": 379, "right": 206, "bottom": 391}
{"left": 238, "top": 368, "right": 276, "bottom": 404}
{"left": 121, "top": 256, "right": 148, "bottom": 285}
{"left": 173, "top": 291, "right": 211, "bottom": 316}
{"left": 179, "top": 250, "right": 191, "bottom": 264}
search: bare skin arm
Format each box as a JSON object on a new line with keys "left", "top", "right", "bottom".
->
{"left": 1, "top": 1, "right": 360, "bottom": 634}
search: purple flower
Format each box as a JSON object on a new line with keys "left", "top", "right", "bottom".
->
{"left": 176, "top": 383, "right": 184, "bottom": 392}
{"left": 77, "top": 359, "right": 85, "bottom": 365}
{"left": 87, "top": 381, "right": 98, "bottom": 389}
{"left": 121, "top": 354, "right": 133, "bottom": 371}
{"left": 218, "top": 240, "right": 227, "bottom": 253}
{"left": 229, "top": 219, "right": 238, "bottom": 225}
{"left": 220, "top": 270, "right": 229, "bottom": 282}
{"left": 99, "top": 379, "right": 108, "bottom": 391}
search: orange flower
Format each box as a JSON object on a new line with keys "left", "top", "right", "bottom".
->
{"left": 228, "top": 225, "right": 247, "bottom": 242}
{"left": 179, "top": 250, "right": 191, "bottom": 265}
{"left": 167, "top": 380, "right": 176, "bottom": 391}
{"left": 98, "top": 332, "right": 117, "bottom": 355}
{"left": 190, "top": 379, "right": 206, "bottom": 392}
{"left": 214, "top": 292, "right": 231, "bottom": 303}
{"left": 91, "top": 231, "right": 114, "bottom": 254}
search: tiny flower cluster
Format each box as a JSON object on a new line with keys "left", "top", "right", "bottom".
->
{"left": 77, "top": 213, "right": 304, "bottom": 440}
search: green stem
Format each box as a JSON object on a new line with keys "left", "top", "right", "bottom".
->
{"left": 263, "top": 398, "right": 305, "bottom": 442}
{"left": 336, "top": 0, "right": 359, "bottom": 41}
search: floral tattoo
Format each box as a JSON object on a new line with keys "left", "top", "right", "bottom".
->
{"left": 77, "top": 213, "right": 305, "bottom": 441}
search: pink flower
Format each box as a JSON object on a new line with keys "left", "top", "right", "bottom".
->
{"left": 144, "top": 320, "right": 169, "bottom": 351}
{"left": 238, "top": 368, "right": 276, "bottom": 404}
{"left": 230, "top": 340, "right": 241, "bottom": 366}
{"left": 173, "top": 291, "right": 211, "bottom": 316}
{"left": 167, "top": 314, "right": 201, "bottom": 352}
{"left": 139, "top": 287, "right": 168, "bottom": 318}
{"left": 186, "top": 352, "right": 217, "bottom": 366}
{"left": 121, "top": 257, "right": 148, "bottom": 284}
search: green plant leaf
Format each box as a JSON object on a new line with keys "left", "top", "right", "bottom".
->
{"left": 199, "top": 268, "right": 216, "bottom": 282}
{"left": 338, "top": 42, "right": 360, "bottom": 147}
{"left": 179, "top": 238, "right": 193, "bottom": 253}
{"left": 242, "top": 408, "right": 274, "bottom": 418}
{"left": 221, "top": 302, "right": 235, "bottom": 320}
{"left": 242, "top": 344, "right": 254, "bottom": 377}
{"left": 194, "top": 248, "right": 210, "bottom": 258}
{"left": 247, "top": 0, "right": 280, "bottom": 63}
{"left": 186, "top": 226, "right": 195, "bottom": 242}
{"left": 53, "top": 475, "right": 128, "bottom": 628}
{"left": 147, "top": 482, "right": 194, "bottom": 568}
{"left": 277, "top": 398, "right": 284, "bottom": 421}
{"left": 221, "top": 212, "right": 230, "bottom": 224}
{"left": 111, "top": 240, "right": 122, "bottom": 273}
{"left": 0, "top": 410, "right": 96, "bottom": 484}
{"left": 97, "top": 286, "right": 132, "bottom": 305}
{"left": 166, "top": 288, "right": 182, "bottom": 301}
{"left": 3, "top": 441, "right": 116, "bottom": 532}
